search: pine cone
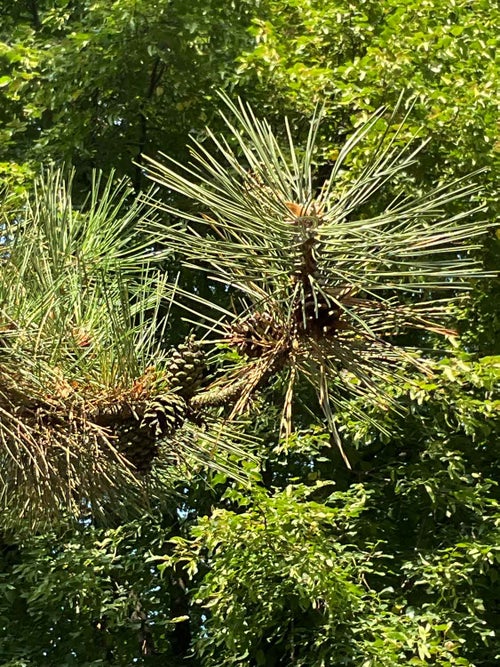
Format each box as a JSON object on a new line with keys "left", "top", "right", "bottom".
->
{"left": 113, "top": 393, "right": 187, "bottom": 474}
{"left": 141, "top": 392, "right": 187, "bottom": 438}
{"left": 165, "top": 335, "right": 205, "bottom": 399}
{"left": 115, "top": 420, "right": 158, "bottom": 474}
{"left": 228, "top": 312, "right": 285, "bottom": 358}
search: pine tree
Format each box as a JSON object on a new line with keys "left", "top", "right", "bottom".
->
{"left": 0, "top": 168, "right": 251, "bottom": 524}
{"left": 0, "top": 97, "right": 490, "bottom": 523}
{"left": 142, "top": 95, "right": 490, "bottom": 457}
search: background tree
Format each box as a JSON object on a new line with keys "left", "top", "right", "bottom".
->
{"left": 0, "top": 0, "right": 256, "bottom": 192}
{"left": 0, "top": 0, "right": 498, "bottom": 665}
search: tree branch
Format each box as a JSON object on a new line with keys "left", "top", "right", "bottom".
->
{"left": 134, "top": 57, "right": 166, "bottom": 192}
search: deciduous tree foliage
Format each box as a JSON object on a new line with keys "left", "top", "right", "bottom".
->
{"left": 0, "top": 0, "right": 256, "bottom": 191}
{"left": 0, "top": 0, "right": 498, "bottom": 665}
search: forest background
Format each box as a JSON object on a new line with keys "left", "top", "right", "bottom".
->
{"left": 0, "top": 0, "right": 499, "bottom": 665}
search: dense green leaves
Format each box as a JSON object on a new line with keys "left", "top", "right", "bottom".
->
{"left": 0, "top": 0, "right": 498, "bottom": 665}
{"left": 0, "top": 516, "right": 186, "bottom": 665}
{"left": 0, "top": 0, "right": 256, "bottom": 192}
{"left": 158, "top": 355, "right": 500, "bottom": 666}
{"left": 237, "top": 0, "right": 498, "bottom": 173}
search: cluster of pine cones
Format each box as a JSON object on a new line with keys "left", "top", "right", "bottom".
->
{"left": 114, "top": 336, "right": 205, "bottom": 474}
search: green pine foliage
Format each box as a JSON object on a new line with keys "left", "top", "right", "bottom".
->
{"left": 0, "top": 0, "right": 498, "bottom": 665}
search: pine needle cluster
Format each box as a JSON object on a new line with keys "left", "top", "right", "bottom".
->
{"left": 142, "top": 95, "right": 490, "bottom": 457}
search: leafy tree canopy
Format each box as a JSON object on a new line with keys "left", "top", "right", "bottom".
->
{"left": 0, "top": 0, "right": 498, "bottom": 665}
